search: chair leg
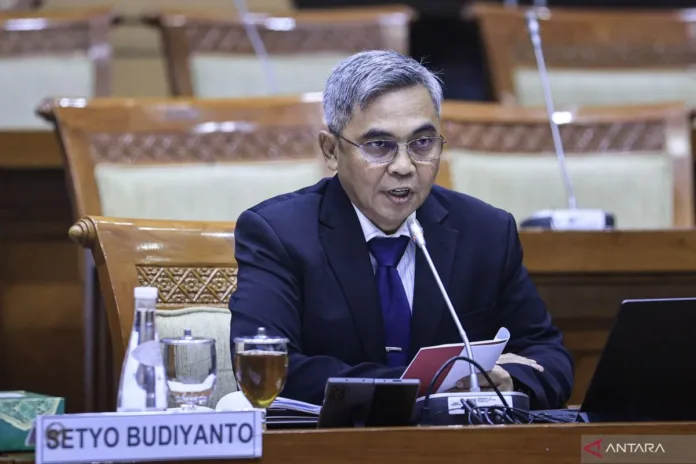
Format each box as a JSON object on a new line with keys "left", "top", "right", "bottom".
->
{"left": 82, "top": 250, "right": 97, "bottom": 412}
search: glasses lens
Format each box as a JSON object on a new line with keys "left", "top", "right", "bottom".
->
{"left": 408, "top": 137, "right": 443, "bottom": 161}
{"left": 361, "top": 140, "right": 398, "bottom": 163}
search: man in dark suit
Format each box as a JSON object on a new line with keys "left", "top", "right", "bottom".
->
{"left": 229, "top": 50, "right": 573, "bottom": 410}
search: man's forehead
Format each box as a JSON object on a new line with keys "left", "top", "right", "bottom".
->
{"left": 345, "top": 87, "right": 439, "bottom": 136}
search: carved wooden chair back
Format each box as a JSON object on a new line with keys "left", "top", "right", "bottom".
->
{"left": 438, "top": 101, "right": 694, "bottom": 228}
{"left": 470, "top": 4, "right": 696, "bottom": 108}
{"left": 69, "top": 216, "right": 239, "bottom": 406}
{"left": 144, "top": 6, "right": 414, "bottom": 97}
{"left": 39, "top": 94, "right": 327, "bottom": 221}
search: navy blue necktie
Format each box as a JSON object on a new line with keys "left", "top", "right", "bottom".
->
{"left": 368, "top": 236, "right": 411, "bottom": 367}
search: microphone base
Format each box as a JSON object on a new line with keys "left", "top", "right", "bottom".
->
{"left": 415, "top": 391, "right": 530, "bottom": 426}
{"left": 520, "top": 209, "right": 615, "bottom": 230}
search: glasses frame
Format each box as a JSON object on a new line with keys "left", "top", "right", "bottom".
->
{"left": 330, "top": 131, "right": 446, "bottom": 165}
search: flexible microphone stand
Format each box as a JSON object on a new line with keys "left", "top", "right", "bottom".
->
{"left": 407, "top": 218, "right": 480, "bottom": 392}
{"left": 407, "top": 218, "right": 532, "bottom": 426}
{"left": 518, "top": 8, "right": 616, "bottom": 230}
{"left": 233, "top": 0, "right": 279, "bottom": 94}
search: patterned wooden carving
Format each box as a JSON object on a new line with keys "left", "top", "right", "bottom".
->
{"left": 511, "top": 42, "right": 696, "bottom": 67}
{"left": 184, "top": 21, "right": 386, "bottom": 55}
{"left": 88, "top": 127, "right": 320, "bottom": 164}
{"left": 0, "top": 26, "right": 90, "bottom": 57}
{"left": 443, "top": 120, "right": 666, "bottom": 153}
{"left": 137, "top": 266, "right": 238, "bottom": 307}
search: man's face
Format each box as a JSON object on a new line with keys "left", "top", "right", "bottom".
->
{"left": 320, "top": 85, "right": 440, "bottom": 233}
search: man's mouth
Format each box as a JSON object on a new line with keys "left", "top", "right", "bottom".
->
{"left": 387, "top": 187, "right": 412, "bottom": 199}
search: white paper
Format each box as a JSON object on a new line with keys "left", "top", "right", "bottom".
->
{"left": 216, "top": 391, "right": 321, "bottom": 415}
{"left": 437, "top": 327, "right": 510, "bottom": 393}
{"left": 0, "top": 391, "right": 25, "bottom": 398}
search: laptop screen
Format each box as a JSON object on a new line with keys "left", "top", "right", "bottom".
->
{"left": 580, "top": 298, "right": 696, "bottom": 422}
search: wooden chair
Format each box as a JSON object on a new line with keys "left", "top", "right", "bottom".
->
{"left": 38, "top": 94, "right": 328, "bottom": 221}
{"left": 469, "top": 4, "right": 696, "bottom": 108}
{"left": 143, "top": 6, "right": 414, "bottom": 97}
{"left": 437, "top": 101, "right": 695, "bottom": 229}
{"left": 0, "top": 7, "right": 114, "bottom": 130}
{"left": 39, "top": 94, "right": 326, "bottom": 411}
{"left": 69, "top": 215, "right": 239, "bottom": 408}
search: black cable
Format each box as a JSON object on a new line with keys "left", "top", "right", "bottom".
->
{"left": 418, "top": 355, "right": 580, "bottom": 426}
{"left": 419, "top": 355, "right": 512, "bottom": 425}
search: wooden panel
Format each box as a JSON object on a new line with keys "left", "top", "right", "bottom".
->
{"left": 0, "top": 132, "right": 62, "bottom": 169}
{"left": 6, "top": 423, "right": 696, "bottom": 464}
{"left": 0, "top": 168, "right": 84, "bottom": 413}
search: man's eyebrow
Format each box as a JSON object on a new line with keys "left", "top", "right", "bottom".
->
{"left": 360, "top": 128, "right": 393, "bottom": 139}
{"left": 360, "top": 123, "right": 437, "bottom": 140}
{"left": 412, "top": 123, "right": 437, "bottom": 134}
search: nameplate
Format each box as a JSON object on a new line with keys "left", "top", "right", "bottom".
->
{"left": 34, "top": 409, "right": 262, "bottom": 463}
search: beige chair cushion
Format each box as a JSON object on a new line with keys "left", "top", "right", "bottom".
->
{"left": 156, "top": 306, "right": 235, "bottom": 408}
{"left": 0, "top": 55, "right": 93, "bottom": 129}
{"left": 190, "top": 53, "right": 350, "bottom": 97}
{"left": 447, "top": 149, "right": 673, "bottom": 229}
{"left": 514, "top": 68, "right": 696, "bottom": 107}
{"left": 95, "top": 160, "right": 325, "bottom": 221}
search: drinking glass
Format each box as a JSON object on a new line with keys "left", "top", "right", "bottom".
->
{"left": 160, "top": 329, "right": 217, "bottom": 411}
{"left": 233, "top": 327, "right": 288, "bottom": 430}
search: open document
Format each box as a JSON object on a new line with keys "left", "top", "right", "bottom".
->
{"left": 401, "top": 327, "right": 510, "bottom": 396}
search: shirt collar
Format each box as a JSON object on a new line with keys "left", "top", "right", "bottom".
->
{"left": 352, "top": 204, "right": 415, "bottom": 243}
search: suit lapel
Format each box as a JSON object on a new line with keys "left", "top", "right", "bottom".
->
{"left": 318, "top": 176, "right": 386, "bottom": 363}
{"left": 409, "top": 194, "right": 459, "bottom": 357}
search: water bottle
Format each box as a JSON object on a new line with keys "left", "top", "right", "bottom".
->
{"left": 116, "top": 286, "right": 167, "bottom": 412}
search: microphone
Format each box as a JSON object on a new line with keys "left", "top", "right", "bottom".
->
{"left": 232, "top": 0, "right": 279, "bottom": 94}
{"left": 519, "top": 9, "right": 615, "bottom": 231}
{"left": 407, "top": 217, "right": 531, "bottom": 425}
{"left": 407, "top": 217, "right": 480, "bottom": 392}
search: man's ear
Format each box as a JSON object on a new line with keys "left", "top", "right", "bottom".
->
{"left": 319, "top": 130, "right": 338, "bottom": 172}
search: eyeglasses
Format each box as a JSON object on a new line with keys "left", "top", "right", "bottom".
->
{"left": 331, "top": 131, "right": 446, "bottom": 165}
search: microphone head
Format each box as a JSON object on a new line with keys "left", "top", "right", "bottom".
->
{"left": 407, "top": 217, "right": 426, "bottom": 247}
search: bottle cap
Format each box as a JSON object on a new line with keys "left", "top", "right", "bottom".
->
{"left": 134, "top": 286, "right": 158, "bottom": 300}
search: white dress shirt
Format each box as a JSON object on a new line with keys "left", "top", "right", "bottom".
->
{"left": 352, "top": 205, "right": 416, "bottom": 310}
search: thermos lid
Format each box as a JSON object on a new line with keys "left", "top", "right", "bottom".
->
{"left": 161, "top": 328, "right": 215, "bottom": 345}
{"left": 233, "top": 327, "right": 288, "bottom": 344}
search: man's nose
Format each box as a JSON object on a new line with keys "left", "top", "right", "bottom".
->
{"left": 387, "top": 146, "right": 416, "bottom": 176}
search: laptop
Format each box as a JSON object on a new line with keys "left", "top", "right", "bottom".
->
{"left": 542, "top": 298, "right": 696, "bottom": 423}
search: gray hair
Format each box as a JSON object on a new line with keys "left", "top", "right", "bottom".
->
{"left": 323, "top": 50, "right": 443, "bottom": 134}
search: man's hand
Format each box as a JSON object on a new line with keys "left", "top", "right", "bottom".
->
{"left": 448, "top": 365, "right": 514, "bottom": 392}
{"left": 447, "top": 354, "right": 544, "bottom": 393}
{"left": 497, "top": 353, "right": 544, "bottom": 372}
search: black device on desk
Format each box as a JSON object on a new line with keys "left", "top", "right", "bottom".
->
{"left": 317, "top": 378, "right": 420, "bottom": 428}
{"left": 541, "top": 298, "right": 696, "bottom": 423}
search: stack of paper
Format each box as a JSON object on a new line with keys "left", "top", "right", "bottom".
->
{"left": 269, "top": 397, "right": 321, "bottom": 415}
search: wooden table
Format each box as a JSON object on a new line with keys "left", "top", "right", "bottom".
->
{"left": 3, "top": 422, "right": 696, "bottom": 464}
{"left": 4, "top": 133, "right": 696, "bottom": 412}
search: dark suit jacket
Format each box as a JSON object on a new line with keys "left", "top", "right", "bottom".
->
{"left": 229, "top": 176, "right": 574, "bottom": 409}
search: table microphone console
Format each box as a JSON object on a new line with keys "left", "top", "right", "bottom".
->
{"left": 415, "top": 391, "right": 530, "bottom": 425}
